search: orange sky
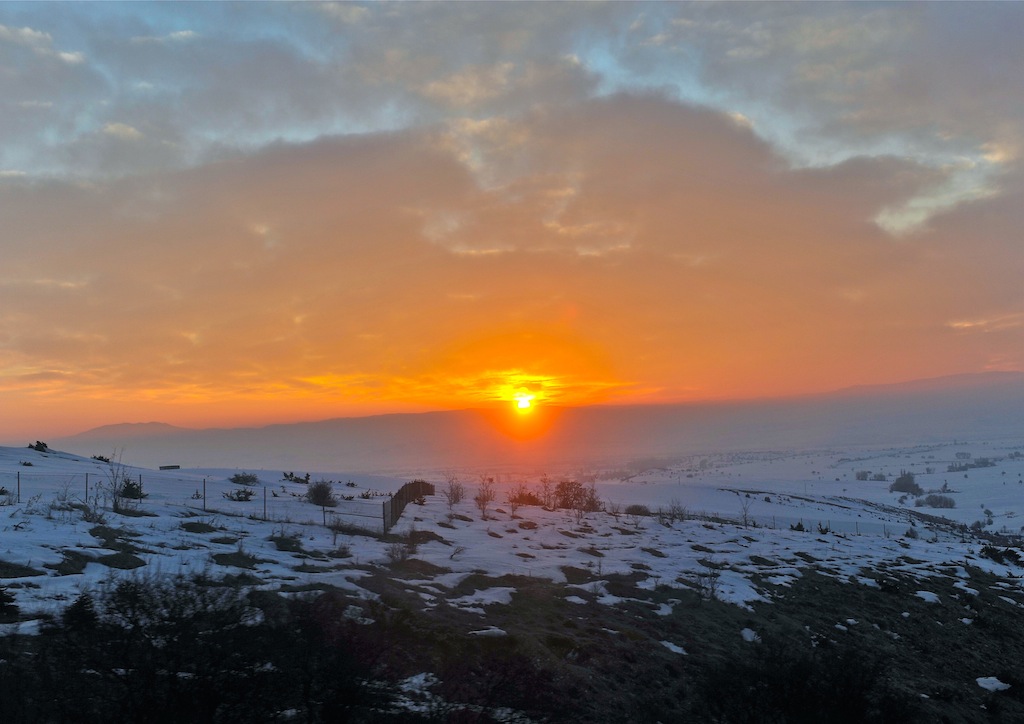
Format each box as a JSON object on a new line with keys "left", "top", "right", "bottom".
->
{"left": 2, "top": 3, "right": 1024, "bottom": 440}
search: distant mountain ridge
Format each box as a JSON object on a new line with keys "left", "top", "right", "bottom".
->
{"left": 55, "top": 371, "right": 1024, "bottom": 472}
{"left": 75, "top": 421, "right": 192, "bottom": 439}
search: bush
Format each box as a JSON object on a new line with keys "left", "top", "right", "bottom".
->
{"left": 223, "top": 488, "right": 256, "bottom": 502}
{"left": 555, "top": 479, "right": 583, "bottom": 510}
{"left": 624, "top": 504, "right": 651, "bottom": 517}
{"left": 695, "top": 633, "right": 919, "bottom": 722}
{"left": 28, "top": 441, "right": 48, "bottom": 452}
{"left": 916, "top": 494, "right": 955, "bottom": 509}
{"left": 117, "top": 478, "right": 146, "bottom": 500}
{"left": 3, "top": 576, "right": 390, "bottom": 722}
{"left": 475, "top": 477, "right": 496, "bottom": 520}
{"left": 442, "top": 474, "right": 465, "bottom": 511}
{"left": 0, "top": 585, "right": 18, "bottom": 622}
{"left": 386, "top": 541, "right": 412, "bottom": 564}
{"left": 889, "top": 471, "right": 922, "bottom": 496}
{"left": 306, "top": 480, "right": 337, "bottom": 508}
{"left": 230, "top": 472, "right": 259, "bottom": 486}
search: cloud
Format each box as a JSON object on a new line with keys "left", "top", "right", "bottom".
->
{"left": 0, "top": 4, "right": 1022, "bottom": 436}
{"left": 103, "top": 122, "right": 143, "bottom": 141}
{"left": 4, "top": 91, "right": 1020, "bottom": 433}
{"left": 0, "top": 22, "right": 85, "bottom": 64}
{"left": 130, "top": 30, "right": 198, "bottom": 45}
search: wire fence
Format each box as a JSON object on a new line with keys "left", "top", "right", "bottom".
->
{"left": 0, "top": 469, "right": 435, "bottom": 534}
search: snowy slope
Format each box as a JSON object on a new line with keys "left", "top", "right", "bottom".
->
{"left": 1, "top": 440, "right": 1022, "bottom": 628}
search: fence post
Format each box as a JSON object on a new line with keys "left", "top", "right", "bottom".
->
{"left": 264, "top": 486, "right": 267, "bottom": 522}
{"left": 17, "top": 471, "right": 20, "bottom": 503}
{"left": 203, "top": 477, "right": 207, "bottom": 512}
{"left": 85, "top": 473, "right": 89, "bottom": 501}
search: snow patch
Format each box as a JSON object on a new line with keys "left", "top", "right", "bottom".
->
{"left": 468, "top": 626, "right": 508, "bottom": 637}
{"left": 977, "top": 676, "right": 1011, "bottom": 692}
{"left": 660, "top": 640, "right": 688, "bottom": 655}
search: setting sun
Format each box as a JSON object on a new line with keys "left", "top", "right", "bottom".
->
{"left": 515, "top": 395, "right": 533, "bottom": 411}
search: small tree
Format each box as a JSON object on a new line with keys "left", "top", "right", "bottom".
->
{"left": 889, "top": 471, "right": 922, "bottom": 496}
{"left": 554, "top": 479, "right": 583, "bottom": 510}
{"left": 307, "top": 480, "right": 337, "bottom": 526}
{"left": 307, "top": 480, "right": 337, "bottom": 508}
{"left": 582, "top": 482, "right": 602, "bottom": 513}
{"left": 739, "top": 495, "right": 754, "bottom": 528}
{"left": 442, "top": 473, "right": 465, "bottom": 512}
{"left": 537, "top": 474, "right": 555, "bottom": 510}
{"left": 475, "top": 477, "right": 496, "bottom": 520}
{"left": 506, "top": 483, "right": 529, "bottom": 518}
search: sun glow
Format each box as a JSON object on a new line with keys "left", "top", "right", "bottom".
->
{"left": 514, "top": 394, "right": 534, "bottom": 411}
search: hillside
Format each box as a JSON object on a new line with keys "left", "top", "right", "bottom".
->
{"left": 0, "top": 440, "right": 1022, "bottom": 720}
{"left": 51, "top": 371, "right": 1024, "bottom": 472}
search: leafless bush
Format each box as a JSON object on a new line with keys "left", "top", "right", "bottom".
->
{"left": 475, "top": 476, "right": 496, "bottom": 520}
{"left": 506, "top": 483, "right": 531, "bottom": 518}
{"left": 667, "top": 498, "right": 688, "bottom": 522}
{"left": 692, "top": 559, "right": 722, "bottom": 602}
{"left": 739, "top": 495, "right": 754, "bottom": 528}
{"left": 536, "top": 474, "right": 555, "bottom": 510}
{"left": 442, "top": 473, "right": 465, "bottom": 511}
{"left": 386, "top": 541, "right": 412, "bottom": 564}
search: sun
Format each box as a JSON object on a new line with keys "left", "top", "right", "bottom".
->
{"left": 513, "top": 392, "right": 535, "bottom": 412}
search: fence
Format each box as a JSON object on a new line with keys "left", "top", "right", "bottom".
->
{"left": 383, "top": 479, "right": 435, "bottom": 532}
{"left": 0, "top": 469, "right": 435, "bottom": 533}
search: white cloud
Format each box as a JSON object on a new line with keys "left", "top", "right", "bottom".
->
{"left": 319, "top": 3, "right": 370, "bottom": 25}
{"left": 0, "top": 24, "right": 52, "bottom": 48}
{"left": 131, "top": 29, "right": 198, "bottom": 45}
{"left": 102, "top": 123, "right": 143, "bottom": 141}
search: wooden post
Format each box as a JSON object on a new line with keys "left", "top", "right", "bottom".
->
{"left": 85, "top": 473, "right": 89, "bottom": 501}
{"left": 203, "top": 477, "right": 207, "bottom": 512}
{"left": 17, "top": 471, "right": 20, "bottom": 503}
{"left": 264, "top": 486, "right": 267, "bottom": 521}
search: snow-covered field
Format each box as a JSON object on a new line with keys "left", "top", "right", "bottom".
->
{"left": 2, "top": 439, "right": 1023, "bottom": 625}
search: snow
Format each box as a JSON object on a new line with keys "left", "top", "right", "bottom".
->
{"left": 977, "top": 677, "right": 1011, "bottom": 692}
{"left": 741, "top": 628, "right": 761, "bottom": 643}
{"left": 953, "top": 581, "right": 979, "bottom": 596}
{"left": 1, "top": 441, "right": 1023, "bottom": 627}
{"left": 468, "top": 626, "right": 508, "bottom": 637}
{"left": 660, "top": 640, "right": 688, "bottom": 655}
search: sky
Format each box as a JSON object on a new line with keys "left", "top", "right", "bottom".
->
{"left": 2, "top": 2, "right": 1024, "bottom": 440}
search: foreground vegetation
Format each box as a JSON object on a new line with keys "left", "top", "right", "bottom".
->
{"left": 2, "top": 560, "right": 1023, "bottom": 722}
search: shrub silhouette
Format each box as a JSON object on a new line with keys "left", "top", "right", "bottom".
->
{"left": 306, "top": 479, "right": 337, "bottom": 508}
{"left": 1, "top": 575, "right": 390, "bottom": 722}
{"left": 889, "top": 471, "right": 922, "bottom": 496}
